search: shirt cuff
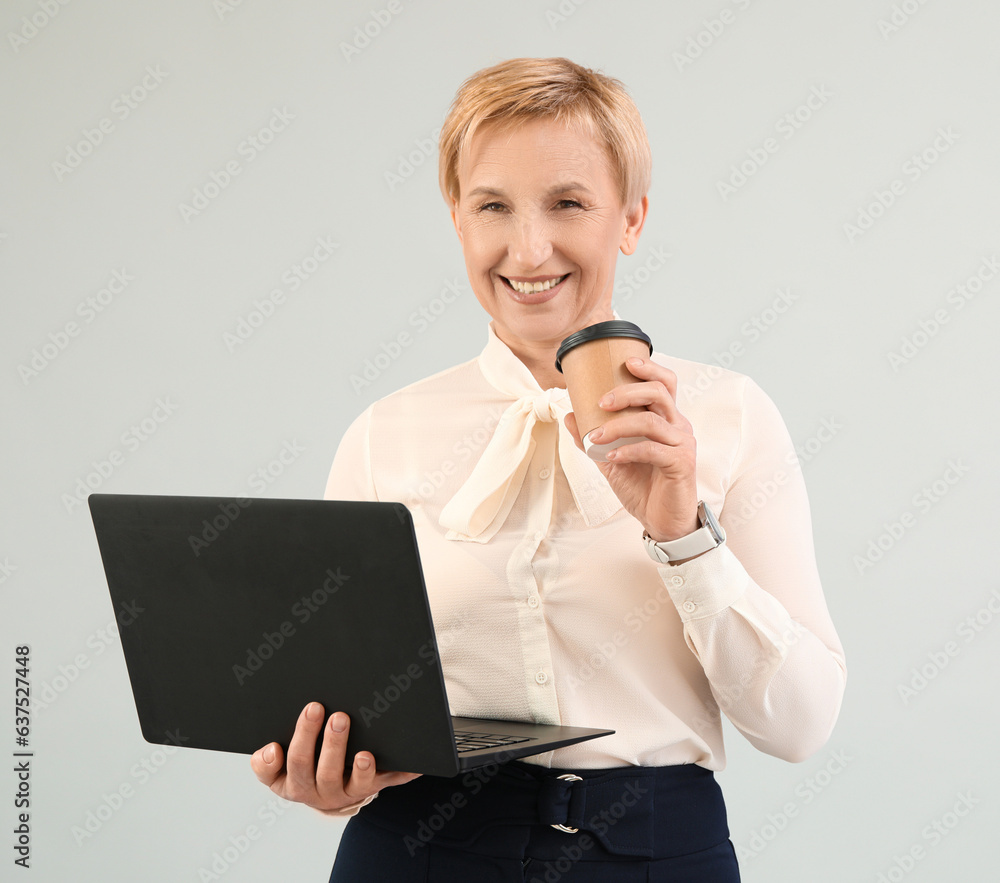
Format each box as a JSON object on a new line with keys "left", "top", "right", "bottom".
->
{"left": 655, "top": 542, "right": 750, "bottom": 621}
{"left": 313, "top": 791, "right": 378, "bottom": 818}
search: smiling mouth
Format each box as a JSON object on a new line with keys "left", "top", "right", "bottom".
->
{"left": 500, "top": 274, "right": 570, "bottom": 294}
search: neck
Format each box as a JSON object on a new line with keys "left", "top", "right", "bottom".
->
{"left": 493, "top": 307, "right": 617, "bottom": 391}
{"left": 513, "top": 342, "right": 567, "bottom": 391}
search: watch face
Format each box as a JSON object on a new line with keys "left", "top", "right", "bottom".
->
{"left": 701, "top": 503, "right": 725, "bottom": 543}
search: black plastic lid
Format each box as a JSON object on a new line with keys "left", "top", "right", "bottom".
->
{"left": 555, "top": 321, "right": 653, "bottom": 373}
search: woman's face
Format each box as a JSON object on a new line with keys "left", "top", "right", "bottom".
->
{"left": 450, "top": 117, "right": 647, "bottom": 360}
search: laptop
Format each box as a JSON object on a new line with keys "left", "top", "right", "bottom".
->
{"left": 88, "top": 494, "right": 614, "bottom": 777}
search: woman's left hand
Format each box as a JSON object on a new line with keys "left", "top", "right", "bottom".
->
{"left": 564, "top": 356, "right": 700, "bottom": 542}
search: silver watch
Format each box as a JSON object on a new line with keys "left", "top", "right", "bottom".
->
{"left": 642, "top": 501, "right": 726, "bottom": 564}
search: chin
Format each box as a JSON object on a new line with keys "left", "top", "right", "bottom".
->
{"left": 511, "top": 311, "right": 587, "bottom": 342}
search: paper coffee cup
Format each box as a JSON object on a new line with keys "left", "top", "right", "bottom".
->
{"left": 555, "top": 321, "right": 653, "bottom": 461}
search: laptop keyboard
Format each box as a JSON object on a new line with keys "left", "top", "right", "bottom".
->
{"left": 453, "top": 730, "right": 532, "bottom": 753}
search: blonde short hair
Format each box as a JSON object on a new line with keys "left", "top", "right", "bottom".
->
{"left": 438, "top": 57, "right": 651, "bottom": 211}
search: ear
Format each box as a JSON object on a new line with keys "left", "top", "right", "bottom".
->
{"left": 449, "top": 197, "right": 464, "bottom": 244}
{"left": 619, "top": 195, "right": 649, "bottom": 256}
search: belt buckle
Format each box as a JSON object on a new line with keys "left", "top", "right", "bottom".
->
{"left": 550, "top": 774, "right": 583, "bottom": 833}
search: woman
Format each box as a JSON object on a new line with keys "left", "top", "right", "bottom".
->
{"left": 251, "top": 57, "right": 847, "bottom": 881}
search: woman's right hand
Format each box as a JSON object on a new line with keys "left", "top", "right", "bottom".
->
{"left": 250, "top": 702, "right": 421, "bottom": 812}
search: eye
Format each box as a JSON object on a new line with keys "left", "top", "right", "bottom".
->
{"left": 476, "top": 201, "right": 505, "bottom": 213}
{"left": 556, "top": 199, "right": 583, "bottom": 209}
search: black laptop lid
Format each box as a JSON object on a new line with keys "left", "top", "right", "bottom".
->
{"left": 88, "top": 494, "right": 463, "bottom": 776}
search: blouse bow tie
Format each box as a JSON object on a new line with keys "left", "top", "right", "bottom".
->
{"left": 438, "top": 384, "right": 623, "bottom": 543}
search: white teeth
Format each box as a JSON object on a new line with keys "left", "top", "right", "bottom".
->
{"left": 507, "top": 274, "right": 567, "bottom": 294}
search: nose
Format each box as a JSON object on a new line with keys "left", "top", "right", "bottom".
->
{"left": 509, "top": 213, "right": 553, "bottom": 270}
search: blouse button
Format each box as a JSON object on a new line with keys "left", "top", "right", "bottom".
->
{"left": 539, "top": 468, "right": 551, "bottom": 479}
{"left": 671, "top": 575, "right": 685, "bottom": 587}
{"left": 682, "top": 600, "right": 697, "bottom": 614}
{"left": 535, "top": 671, "right": 548, "bottom": 685}
{"left": 528, "top": 595, "right": 540, "bottom": 609}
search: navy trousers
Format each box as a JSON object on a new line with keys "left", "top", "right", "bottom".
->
{"left": 329, "top": 760, "right": 741, "bottom": 881}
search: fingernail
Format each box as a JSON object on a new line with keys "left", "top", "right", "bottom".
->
{"left": 599, "top": 393, "right": 614, "bottom": 408}
{"left": 356, "top": 755, "right": 371, "bottom": 771}
{"left": 627, "top": 357, "right": 642, "bottom": 366}
{"left": 589, "top": 427, "right": 604, "bottom": 441}
{"left": 331, "top": 712, "right": 347, "bottom": 732}
{"left": 305, "top": 702, "right": 322, "bottom": 721}
{"left": 263, "top": 744, "right": 275, "bottom": 763}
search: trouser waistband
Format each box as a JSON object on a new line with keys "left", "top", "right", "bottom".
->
{"left": 357, "top": 760, "right": 730, "bottom": 861}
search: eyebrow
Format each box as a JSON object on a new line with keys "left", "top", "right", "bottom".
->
{"left": 465, "top": 182, "right": 595, "bottom": 200}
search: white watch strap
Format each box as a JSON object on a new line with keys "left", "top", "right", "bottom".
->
{"left": 643, "top": 502, "right": 725, "bottom": 564}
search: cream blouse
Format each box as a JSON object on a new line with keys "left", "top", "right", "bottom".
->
{"left": 321, "top": 320, "right": 846, "bottom": 816}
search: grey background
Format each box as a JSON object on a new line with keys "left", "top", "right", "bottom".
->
{"left": 3, "top": 0, "right": 998, "bottom": 879}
